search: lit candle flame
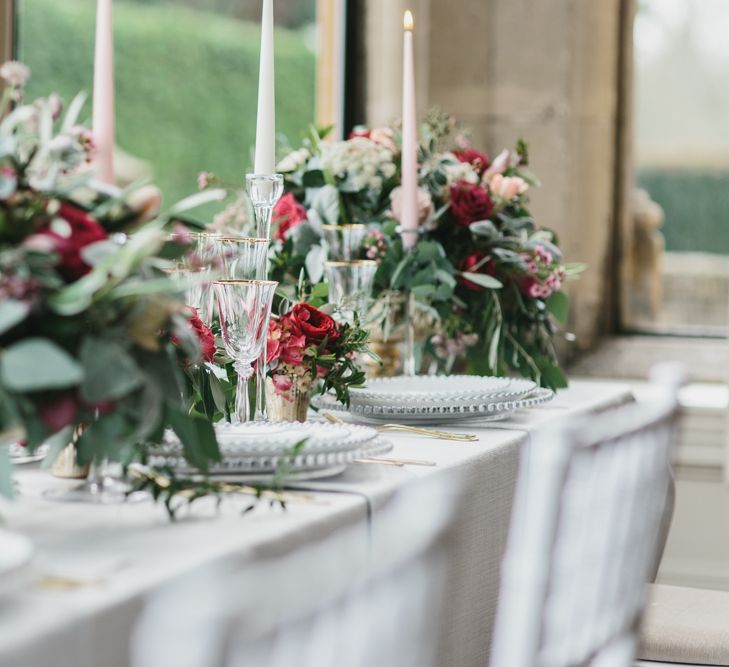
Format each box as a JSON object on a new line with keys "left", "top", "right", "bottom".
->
{"left": 403, "top": 9, "right": 414, "bottom": 32}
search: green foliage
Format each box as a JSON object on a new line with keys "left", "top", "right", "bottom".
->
{"left": 638, "top": 167, "right": 729, "bottom": 254}
{"left": 1, "top": 339, "right": 84, "bottom": 391}
{"left": 20, "top": 0, "right": 316, "bottom": 204}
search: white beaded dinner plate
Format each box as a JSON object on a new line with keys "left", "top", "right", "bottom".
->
{"left": 313, "top": 387, "right": 555, "bottom": 424}
{"left": 159, "top": 421, "right": 378, "bottom": 458}
{"left": 347, "top": 375, "right": 537, "bottom": 408}
{"left": 8, "top": 442, "right": 47, "bottom": 465}
{"left": 150, "top": 428, "right": 390, "bottom": 475}
{"left": 0, "top": 530, "right": 34, "bottom": 603}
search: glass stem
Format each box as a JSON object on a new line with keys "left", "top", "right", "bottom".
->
{"left": 234, "top": 368, "right": 252, "bottom": 423}
{"left": 254, "top": 205, "right": 273, "bottom": 239}
{"left": 403, "top": 290, "right": 416, "bottom": 376}
{"left": 255, "top": 352, "right": 267, "bottom": 421}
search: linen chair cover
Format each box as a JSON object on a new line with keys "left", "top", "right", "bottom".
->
{"left": 131, "top": 471, "right": 462, "bottom": 667}
{"left": 490, "top": 365, "right": 683, "bottom": 667}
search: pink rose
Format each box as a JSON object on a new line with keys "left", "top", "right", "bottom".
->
{"left": 370, "top": 127, "right": 398, "bottom": 153}
{"left": 272, "top": 374, "right": 293, "bottom": 394}
{"left": 273, "top": 193, "right": 308, "bottom": 242}
{"left": 482, "top": 149, "right": 511, "bottom": 183}
{"left": 490, "top": 174, "right": 528, "bottom": 200}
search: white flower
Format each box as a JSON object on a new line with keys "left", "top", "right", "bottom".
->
{"left": 0, "top": 61, "right": 30, "bottom": 88}
{"left": 319, "top": 137, "right": 396, "bottom": 194}
{"left": 277, "top": 148, "right": 311, "bottom": 173}
{"left": 440, "top": 152, "right": 479, "bottom": 185}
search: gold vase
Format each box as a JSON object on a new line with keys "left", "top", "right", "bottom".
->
{"left": 265, "top": 378, "right": 311, "bottom": 422}
{"left": 51, "top": 424, "right": 90, "bottom": 479}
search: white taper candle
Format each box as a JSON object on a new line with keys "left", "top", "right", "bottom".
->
{"left": 254, "top": 0, "right": 276, "bottom": 175}
{"left": 92, "top": 0, "right": 115, "bottom": 185}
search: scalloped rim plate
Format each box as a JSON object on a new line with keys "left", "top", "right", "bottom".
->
{"left": 149, "top": 437, "right": 394, "bottom": 475}
{"left": 313, "top": 387, "right": 555, "bottom": 423}
{"left": 348, "top": 375, "right": 537, "bottom": 407}
{"left": 160, "top": 421, "right": 378, "bottom": 457}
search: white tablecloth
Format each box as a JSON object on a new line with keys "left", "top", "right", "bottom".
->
{"left": 0, "top": 381, "right": 631, "bottom": 667}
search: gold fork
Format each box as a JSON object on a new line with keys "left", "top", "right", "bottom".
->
{"left": 322, "top": 411, "right": 477, "bottom": 442}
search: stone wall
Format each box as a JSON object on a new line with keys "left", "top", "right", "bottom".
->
{"left": 361, "top": 0, "right": 625, "bottom": 354}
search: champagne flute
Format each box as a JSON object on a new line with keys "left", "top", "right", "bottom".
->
{"left": 214, "top": 279, "right": 278, "bottom": 423}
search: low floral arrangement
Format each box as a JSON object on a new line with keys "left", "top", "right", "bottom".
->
{"left": 0, "top": 62, "right": 224, "bottom": 498}
{"left": 264, "top": 113, "right": 584, "bottom": 388}
{"left": 267, "top": 302, "right": 370, "bottom": 407}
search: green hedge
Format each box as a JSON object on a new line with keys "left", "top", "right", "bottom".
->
{"left": 19, "top": 0, "right": 316, "bottom": 205}
{"left": 638, "top": 167, "right": 729, "bottom": 254}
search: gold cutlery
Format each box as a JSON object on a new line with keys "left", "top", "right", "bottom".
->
{"left": 322, "top": 411, "right": 477, "bottom": 442}
{"left": 364, "top": 456, "right": 436, "bottom": 467}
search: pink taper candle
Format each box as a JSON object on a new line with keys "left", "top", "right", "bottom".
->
{"left": 400, "top": 10, "right": 418, "bottom": 250}
{"left": 92, "top": 0, "right": 115, "bottom": 185}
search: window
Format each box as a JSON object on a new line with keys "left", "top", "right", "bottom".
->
{"left": 15, "top": 0, "right": 323, "bottom": 203}
{"left": 628, "top": 0, "right": 729, "bottom": 336}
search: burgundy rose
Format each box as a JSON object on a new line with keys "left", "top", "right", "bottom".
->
{"left": 273, "top": 193, "right": 308, "bottom": 242}
{"left": 38, "top": 392, "right": 79, "bottom": 432}
{"left": 172, "top": 309, "right": 216, "bottom": 364}
{"left": 189, "top": 312, "right": 216, "bottom": 363}
{"left": 348, "top": 127, "right": 371, "bottom": 140}
{"left": 457, "top": 252, "right": 496, "bottom": 293}
{"left": 287, "top": 303, "right": 341, "bottom": 346}
{"left": 454, "top": 148, "right": 490, "bottom": 176}
{"left": 449, "top": 181, "right": 494, "bottom": 227}
{"left": 37, "top": 203, "right": 108, "bottom": 281}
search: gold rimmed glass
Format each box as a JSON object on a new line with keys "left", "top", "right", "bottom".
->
{"left": 214, "top": 236, "right": 270, "bottom": 280}
{"left": 321, "top": 224, "right": 368, "bottom": 261}
{"left": 214, "top": 279, "right": 278, "bottom": 423}
{"left": 324, "top": 259, "right": 378, "bottom": 324}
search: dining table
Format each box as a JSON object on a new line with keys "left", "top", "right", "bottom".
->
{"left": 0, "top": 379, "right": 632, "bottom": 667}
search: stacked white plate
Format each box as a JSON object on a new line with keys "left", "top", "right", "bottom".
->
{"left": 149, "top": 421, "right": 391, "bottom": 480}
{"left": 312, "top": 375, "right": 554, "bottom": 423}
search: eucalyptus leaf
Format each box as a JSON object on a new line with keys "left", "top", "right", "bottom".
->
{"left": 0, "top": 299, "right": 29, "bottom": 335}
{"left": 458, "top": 272, "right": 503, "bottom": 290}
{"left": 1, "top": 339, "right": 83, "bottom": 392}
{"left": 545, "top": 291, "right": 569, "bottom": 324}
{"left": 470, "top": 220, "right": 499, "bottom": 240}
{"left": 79, "top": 338, "right": 144, "bottom": 402}
{"left": 166, "top": 188, "right": 226, "bottom": 215}
{"left": 305, "top": 245, "right": 326, "bottom": 283}
{"left": 61, "top": 92, "right": 88, "bottom": 133}
{"left": 166, "top": 405, "right": 221, "bottom": 473}
{"left": 434, "top": 269, "right": 457, "bottom": 289}
{"left": 80, "top": 239, "right": 121, "bottom": 266}
{"left": 40, "top": 425, "right": 75, "bottom": 470}
{"left": 311, "top": 184, "right": 340, "bottom": 225}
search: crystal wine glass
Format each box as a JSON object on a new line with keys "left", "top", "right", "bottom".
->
{"left": 214, "top": 279, "right": 278, "bottom": 423}
{"left": 324, "top": 259, "right": 378, "bottom": 324}
{"left": 214, "top": 237, "right": 270, "bottom": 280}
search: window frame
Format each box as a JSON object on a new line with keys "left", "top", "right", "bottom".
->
{"left": 6, "top": 0, "right": 345, "bottom": 137}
